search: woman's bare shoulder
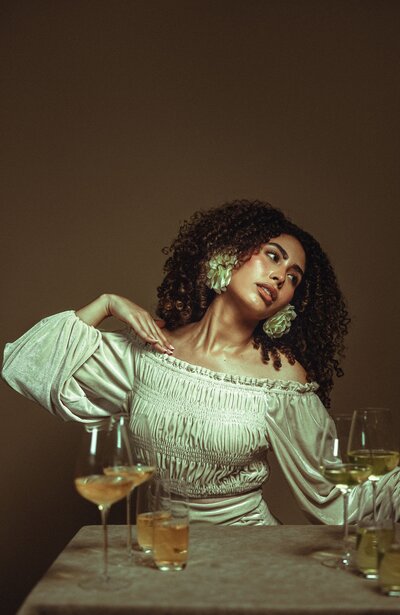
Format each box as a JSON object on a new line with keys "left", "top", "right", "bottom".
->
{"left": 165, "top": 326, "right": 308, "bottom": 384}
{"left": 273, "top": 353, "right": 308, "bottom": 384}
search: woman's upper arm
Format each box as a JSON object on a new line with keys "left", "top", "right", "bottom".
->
{"left": 2, "top": 311, "right": 135, "bottom": 421}
{"left": 265, "top": 388, "right": 345, "bottom": 524}
{"left": 73, "top": 329, "right": 135, "bottom": 415}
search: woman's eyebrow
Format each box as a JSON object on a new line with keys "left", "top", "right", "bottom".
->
{"left": 267, "top": 242, "right": 304, "bottom": 277}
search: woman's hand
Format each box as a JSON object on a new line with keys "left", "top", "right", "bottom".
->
{"left": 107, "top": 295, "right": 173, "bottom": 354}
{"left": 76, "top": 294, "right": 173, "bottom": 354}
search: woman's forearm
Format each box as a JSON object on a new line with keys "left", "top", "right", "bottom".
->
{"left": 75, "top": 293, "right": 173, "bottom": 353}
{"left": 75, "top": 294, "right": 111, "bottom": 327}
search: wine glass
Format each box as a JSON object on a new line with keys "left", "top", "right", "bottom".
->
{"left": 318, "top": 414, "right": 372, "bottom": 568}
{"left": 348, "top": 407, "right": 400, "bottom": 522}
{"left": 74, "top": 418, "right": 134, "bottom": 589}
{"left": 106, "top": 414, "right": 156, "bottom": 559}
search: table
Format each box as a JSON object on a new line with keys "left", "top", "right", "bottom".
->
{"left": 18, "top": 524, "right": 400, "bottom": 615}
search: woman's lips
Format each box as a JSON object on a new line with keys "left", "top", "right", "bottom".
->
{"left": 257, "top": 284, "right": 277, "bottom": 305}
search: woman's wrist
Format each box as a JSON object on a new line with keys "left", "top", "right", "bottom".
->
{"left": 76, "top": 294, "right": 112, "bottom": 327}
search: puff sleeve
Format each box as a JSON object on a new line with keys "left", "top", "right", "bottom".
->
{"left": 2, "top": 311, "right": 135, "bottom": 422}
{"left": 265, "top": 387, "right": 400, "bottom": 523}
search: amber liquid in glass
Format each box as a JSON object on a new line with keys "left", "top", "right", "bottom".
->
{"left": 75, "top": 475, "right": 133, "bottom": 506}
{"left": 104, "top": 464, "right": 155, "bottom": 488}
{"left": 356, "top": 526, "right": 395, "bottom": 578}
{"left": 378, "top": 544, "right": 400, "bottom": 596}
{"left": 153, "top": 519, "right": 189, "bottom": 571}
{"left": 348, "top": 450, "right": 399, "bottom": 478}
{"left": 136, "top": 511, "right": 171, "bottom": 552}
{"left": 321, "top": 463, "right": 371, "bottom": 488}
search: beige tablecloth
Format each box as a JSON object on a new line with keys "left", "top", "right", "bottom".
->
{"left": 18, "top": 524, "right": 400, "bottom": 614}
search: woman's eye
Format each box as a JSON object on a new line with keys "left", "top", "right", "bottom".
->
{"left": 266, "top": 251, "right": 279, "bottom": 262}
{"left": 288, "top": 273, "right": 298, "bottom": 286}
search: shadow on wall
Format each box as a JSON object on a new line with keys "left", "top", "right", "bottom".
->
{"left": 263, "top": 453, "right": 310, "bottom": 524}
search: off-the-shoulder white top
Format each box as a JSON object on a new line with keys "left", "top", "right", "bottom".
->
{"left": 2, "top": 311, "right": 399, "bottom": 525}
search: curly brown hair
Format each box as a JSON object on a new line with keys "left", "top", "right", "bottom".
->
{"left": 156, "top": 200, "right": 350, "bottom": 407}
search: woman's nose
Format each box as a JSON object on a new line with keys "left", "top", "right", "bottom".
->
{"left": 269, "top": 270, "right": 285, "bottom": 288}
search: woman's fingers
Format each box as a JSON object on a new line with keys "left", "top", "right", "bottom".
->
{"left": 108, "top": 296, "right": 174, "bottom": 355}
{"left": 131, "top": 313, "right": 174, "bottom": 354}
{"left": 148, "top": 320, "right": 174, "bottom": 351}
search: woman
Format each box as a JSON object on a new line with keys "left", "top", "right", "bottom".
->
{"left": 2, "top": 200, "right": 398, "bottom": 524}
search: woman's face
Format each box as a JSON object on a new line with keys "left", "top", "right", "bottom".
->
{"left": 227, "top": 234, "right": 306, "bottom": 321}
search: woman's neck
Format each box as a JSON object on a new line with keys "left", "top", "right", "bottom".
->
{"left": 179, "top": 295, "right": 258, "bottom": 356}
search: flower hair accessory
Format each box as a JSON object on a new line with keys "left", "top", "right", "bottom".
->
{"left": 263, "top": 304, "right": 296, "bottom": 338}
{"left": 205, "top": 253, "right": 238, "bottom": 294}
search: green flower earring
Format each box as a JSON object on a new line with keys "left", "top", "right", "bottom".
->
{"left": 263, "top": 304, "right": 296, "bottom": 338}
{"left": 205, "top": 253, "right": 238, "bottom": 294}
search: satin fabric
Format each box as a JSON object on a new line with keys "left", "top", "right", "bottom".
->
{"left": 188, "top": 490, "right": 279, "bottom": 525}
{"left": 2, "top": 311, "right": 399, "bottom": 525}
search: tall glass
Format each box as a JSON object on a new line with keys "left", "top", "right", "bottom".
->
{"left": 136, "top": 476, "right": 160, "bottom": 554}
{"left": 348, "top": 407, "right": 399, "bottom": 522}
{"left": 318, "top": 414, "right": 372, "bottom": 568}
{"left": 152, "top": 479, "right": 190, "bottom": 571}
{"left": 105, "top": 414, "right": 156, "bottom": 558}
{"left": 355, "top": 482, "right": 395, "bottom": 579}
{"left": 379, "top": 543, "right": 400, "bottom": 596}
{"left": 74, "top": 418, "right": 133, "bottom": 589}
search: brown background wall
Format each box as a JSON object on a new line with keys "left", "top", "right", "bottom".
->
{"left": 1, "top": 1, "right": 399, "bottom": 612}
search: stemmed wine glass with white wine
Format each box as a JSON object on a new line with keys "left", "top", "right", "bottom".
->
{"left": 348, "top": 407, "right": 399, "bottom": 522}
{"left": 74, "top": 417, "right": 134, "bottom": 589}
{"left": 318, "top": 414, "right": 372, "bottom": 568}
{"left": 104, "top": 414, "right": 156, "bottom": 559}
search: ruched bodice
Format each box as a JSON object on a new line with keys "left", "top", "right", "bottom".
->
{"left": 2, "top": 311, "right": 399, "bottom": 524}
{"left": 126, "top": 335, "right": 317, "bottom": 498}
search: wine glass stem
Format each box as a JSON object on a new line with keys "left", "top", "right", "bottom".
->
{"left": 371, "top": 479, "right": 378, "bottom": 523}
{"left": 342, "top": 489, "right": 351, "bottom": 565}
{"left": 99, "top": 506, "right": 110, "bottom": 580}
{"left": 126, "top": 493, "right": 132, "bottom": 556}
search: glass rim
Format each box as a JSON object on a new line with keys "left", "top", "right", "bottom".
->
{"left": 331, "top": 413, "right": 353, "bottom": 420}
{"left": 354, "top": 407, "right": 391, "bottom": 412}
{"left": 84, "top": 418, "right": 111, "bottom": 432}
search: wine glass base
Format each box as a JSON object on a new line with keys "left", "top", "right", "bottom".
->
{"left": 357, "top": 571, "right": 378, "bottom": 580}
{"left": 107, "top": 550, "right": 133, "bottom": 566}
{"left": 309, "top": 548, "right": 352, "bottom": 569}
{"left": 78, "top": 574, "right": 130, "bottom": 590}
{"left": 108, "top": 545, "right": 154, "bottom": 567}
{"left": 321, "top": 556, "right": 351, "bottom": 570}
